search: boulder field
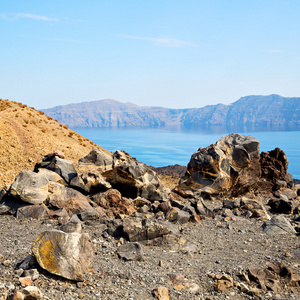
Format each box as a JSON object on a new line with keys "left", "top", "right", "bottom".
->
{"left": 0, "top": 133, "right": 299, "bottom": 299}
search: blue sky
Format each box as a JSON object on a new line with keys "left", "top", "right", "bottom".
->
{"left": 1, "top": 0, "right": 300, "bottom": 109}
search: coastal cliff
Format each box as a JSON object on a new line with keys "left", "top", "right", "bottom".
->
{"left": 43, "top": 94, "right": 300, "bottom": 129}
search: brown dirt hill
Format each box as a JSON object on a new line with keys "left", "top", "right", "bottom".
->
{"left": 0, "top": 99, "right": 108, "bottom": 188}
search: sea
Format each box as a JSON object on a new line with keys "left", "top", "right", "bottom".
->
{"left": 75, "top": 127, "right": 300, "bottom": 179}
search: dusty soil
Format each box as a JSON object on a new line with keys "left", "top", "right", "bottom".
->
{"left": 0, "top": 99, "right": 108, "bottom": 188}
{"left": 0, "top": 213, "right": 299, "bottom": 299}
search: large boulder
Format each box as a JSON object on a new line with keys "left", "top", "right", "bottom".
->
{"left": 71, "top": 167, "right": 112, "bottom": 194}
{"left": 122, "top": 218, "right": 172, "bottom": 242}
{"left": 16, "top": 204, "right": 49, "bottom": 220}
{"left": 102, "top": 150, "right": 170, "bottom": 201}
{"left": 10, "top": 171, "right": 49, "bottom": 204}
{"left": 262, "top": 215, "right": 297, "bottom": 235}
{"left": 175, "top": 134, "right": 261, "bottom": 198}
{"left": 47, "top": 182, "right": 97, "bottom": 216}
{"left": 46, "top": 157, "right": 78, "bottom": 184}
{"left": 78, "top": 149, "right": 113, "bottom": 170}
{"left": 260, "top": 147, "right": 293, "bottom": 183}
{"left": 91, "top": 189, "right": 135, "bottom": 217}
{"left": 32, "top": 230, "right": 93, "bottom": 281}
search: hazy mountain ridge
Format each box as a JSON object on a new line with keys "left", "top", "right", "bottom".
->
{"left": 43, "top": 95, "right": 300, "bottom": 129}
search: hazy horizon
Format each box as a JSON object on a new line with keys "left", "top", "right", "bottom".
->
{"left": 1, "top": 1, "right": 300, "bottom": 109}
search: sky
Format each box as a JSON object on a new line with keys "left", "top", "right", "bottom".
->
{"left": 1, "top": 0, "right": 300, "bottom": 109}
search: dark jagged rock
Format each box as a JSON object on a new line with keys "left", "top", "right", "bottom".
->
{"left": 260, "top": 147, "right": 292, "bottom": 184}
{"left": 262, "top": 215, "right": 296, "bottom": 235}
{"left": 47, "top": 182, "right": 97, "bottom": 216}
{"left": 122, "top": 218, "right": 172, "bottom": 242}
{"left": 78, "top": 149, "right": 113, "bottom": 169}
{"left": 45, "top": 157, "right": 78, "bottom": 184}
{"left": 16, "top": 204, "right": 49, "bottom": 220}
{"left": 73, "top": 167, "right": 112, "bottom": 194}
{"left": 102, "top": 150, "right": 170, "bottom": 201}
{"left": 91, "top": 189, "right": 135, "bottom": 217}
{"left": 175, "top": 134, "right": 261, "bottom": 198}
{"left": 36, "top": 168, "right": 67, "bottom": 186}
{"left": 116, "top": 242, "right": 143, "bottom": 261}
{"left": 268, "top": 198, "right": 294, "bottom": 214}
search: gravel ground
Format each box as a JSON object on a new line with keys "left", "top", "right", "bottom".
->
{"left": 0, "top": 212, "right": 299, "bottom": 300}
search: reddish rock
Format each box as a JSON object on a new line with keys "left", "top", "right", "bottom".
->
{"left": 19, "top": 277, "right": 33, "bottom": 287}
{"left": 43, "top": 150, "right": 65, "bottom": 161}
{"left": 48, "top": 182, "right": 96, "bottom": 216}
{"left": 91, "top": 189, "right": 135, "bottom": 217}
{"left": 260, "top": 147, "right": 292, "bottom": 183}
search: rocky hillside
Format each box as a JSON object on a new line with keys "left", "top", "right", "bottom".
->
{"left": 0, "top": 134, "right": 299, "bottom": 299}
{"left": 43, "top": 94, "right": 300, "bottom": 129}
{"left": 0, "top": 99, "right": 108, "bottom": 188}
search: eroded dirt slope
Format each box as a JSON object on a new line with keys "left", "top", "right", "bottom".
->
{"left": 0, "top": 99, "right": 108, "bottom": 188}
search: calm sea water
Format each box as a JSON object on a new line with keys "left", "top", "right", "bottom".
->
{"left": 75, "top": 127, "right": 300, "bottom": 179}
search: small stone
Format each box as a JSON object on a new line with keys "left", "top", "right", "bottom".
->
{"left": 2, "top": 259, "right": 11, "bottom": 266}
{"left": 19, "top": 277, "right": 33, "bottom": 287}
{"left": 22, "top": 286, "right": 43, "bottom": 300}
{"left": 214, "top": 280, "right": 233, "bottom": 292}
{"left": 12, "top": 291, "right": 24, "bottom": 300}
{"left": 188, "top": 283, "right": 200, "bottom": 293}
{"left": 23, "top": 269, "right": 39, "bottom": 281}
{"left": 159, "top": 260, "right": 164, "bottom": 267}
{"left": 117, "top": 242, "right": 143, "bottom": 261}
{"left": 78, "top": 293, "right": 85, "bottom": 299}
{"left": 285, "top": 252, "right": 291, "bottom": 257}
{"left": 152, "top": 287, "right": 170, "bottom": 300}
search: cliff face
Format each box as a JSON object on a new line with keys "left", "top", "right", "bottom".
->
{"left": 42, "top": 95, "right": 300, "bottom": 129}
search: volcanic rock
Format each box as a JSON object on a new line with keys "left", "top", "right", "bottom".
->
{"left": 152, "top": 286, "right": 170, "bottom": 300}
{"left": 175, "top": 134, "right": 261, "bottom": 198}
{"left": 10, "top": 171, "right": 49, "bottom": 205}
{"left": 47, "top": 182, "right": 96, "bottom": 216}
{"left": 32, "top": 229, "right": 93, "bottom": 281}
{"left": 268, "top": 198, "right": 294, "bottom": 214}
{"left": 116, "top": 242, "right": 143, "bottom": 261}
{"left": 262, "top": 215, "right": 297, "bottom": 235}
{"left": 78, "top": 148, "right": 113, "bottom": 169}
{"left": 37, "top": 168, "right": 66, "bottom": 186}
{"left": 45, "top": 157, "right": 78, "bottom": 184}
{"left": 73, "top": 168, "right": 112, "bottom": 194}
{"left": 91, "top": 189, "right": 135, "bottom": 217}
{"left": 260, "top": 147, "right": 292, "bottom": 183}
{"left": 122, "top": 218, "right": 172, "bottom": 242}
{"left": 102, "top": 150, "right": 170, "bottom": 201}
{"left": 16, "top": 204, "right": 49, "bottom": 220}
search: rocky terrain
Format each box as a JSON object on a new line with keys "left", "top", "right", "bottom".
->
{"left": 0, "top": 98, "right": 107, "bottom": 188}
{"left": 0, "top": 99, "right": 300, "bottom": 300}
{"left": 42, "top": 95, "right": 300, "bottom": 129}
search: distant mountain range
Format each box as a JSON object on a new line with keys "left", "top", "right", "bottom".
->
{"left": 42, "top": 95, "right": 300, "bottom": 129}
